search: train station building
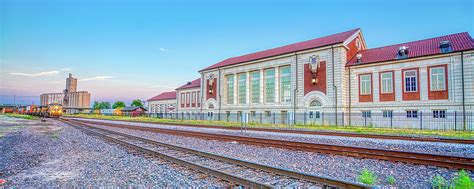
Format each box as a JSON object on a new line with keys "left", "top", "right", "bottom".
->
{"left": 147, "top": 28, "right": 473, "bottom": 129}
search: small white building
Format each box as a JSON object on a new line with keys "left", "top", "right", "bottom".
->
{"left": 147, "top": 91, "right": 177, "bottom": 114}
{"left": 175, "top": 78, "right": 202, "bottom": 117}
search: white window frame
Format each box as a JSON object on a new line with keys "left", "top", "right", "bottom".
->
{"left": 406, "top": 110, "right": 418, "bottom": 118}
{"left": 380, "top": 72, "right": 393, "bottom": 94}
{"left": 382, "top": 110, "right": 393, "bottom": 118}
{"left": 404, "top": 70, "right": 418, "bottom": 92}
{"left": 359, "top": 74, "right": 372, "bottom": 95}
{"left": 430, "top": 67, "right": 446, "bottom": 91}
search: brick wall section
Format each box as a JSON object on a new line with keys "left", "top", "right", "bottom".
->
{"left": 402, "top": 68, "right": 420, "bottom": 101}
{"left": 379, "top": 70, "right": 395, "bottom": 101}
{"left": 346, "top": 37, "right": 360, "bottom": 61}
{"left": 304, "top": 61, "right": 327, "bottom": 95}
{"left": 428, "top": 64, "right": 449, "bottom": 100}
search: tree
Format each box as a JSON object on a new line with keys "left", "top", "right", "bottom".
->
{"left": 113, "top": 101, "right": 126, "bottom": 109}
{"left": 102, "top": 102, "right": 111, "bottom": 109}
{"left": 131, "top": 99, "right": 143, "bottom": 107}
{"left": 93, "top": 101, "right": 100, "bottom": 110}
{"left": 93, "top": 101, "right": 111, "bottom": 110}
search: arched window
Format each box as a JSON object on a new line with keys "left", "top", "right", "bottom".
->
{"left": 309, "top": 100, "right": 321, "bottom": 107}
{"left": 208, "top": 104, "right": 215, "bottom": 109}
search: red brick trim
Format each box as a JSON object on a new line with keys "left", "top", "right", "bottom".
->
{"left": 379, "top": 70, "right": 395, "bottom": 102}
{"left": 402, "top": 68, "right": 420, "bottom": 101}
{"left": 358, "top": 73, "right": 373, "bottom": 102}
{"left": 304, "top": 61, "right": 327, "bottom": 95}
{"left": 428, "top": 64, "right": 448, "bottom": 100}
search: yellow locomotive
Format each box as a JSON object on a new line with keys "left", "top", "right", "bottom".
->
{"left": 46, "top": 103, "right": 63, "bottom": 118}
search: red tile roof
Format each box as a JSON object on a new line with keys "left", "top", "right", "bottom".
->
{"left": 147, "top": 91, "right": 177, "bottom": 101}
{"left": 200, "top": 28, "right": 360, "bottom": 71}
{"left": 347, "top": 32, "right": 474, "bottom": 66}
{"left": 176, "top": 78, "right": 201, "bottom": 90}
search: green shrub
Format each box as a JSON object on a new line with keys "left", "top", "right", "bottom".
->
{"left": 431, "top": 175, "right": 448, "bottom": 189}
{"left": 358, "top": 168, "right": 377, "bottom": 185}
{"left": 450, "top": 170, "right": 473, "bottom": 189}
{"left": 387, "top": 175, "right": 396, "bottom": 185}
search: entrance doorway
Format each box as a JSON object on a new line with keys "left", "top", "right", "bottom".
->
{"left": 308, "top": 100, "right": 322, "bottom": 124}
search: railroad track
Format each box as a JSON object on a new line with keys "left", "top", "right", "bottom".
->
{"left": 60, "top": 118, "right": 370, "bottom": 189}
{"left": 64, "top": 116, "right": 474, "bottom": 144}
{"left": 63, "top": 118, "right": 474, "bottom": 170}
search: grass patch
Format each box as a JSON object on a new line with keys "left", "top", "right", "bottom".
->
{"left": 431, "top": 170, "right": 473, "bottom": 189}
{"left": 63, "top": 114, "right": 474, "bottom": 139}
{"left": 357, "top": 168, "right": 377, "bottom": 185}
{"left": 4, "top": 113, "right": 36, "bottom": 120}
{"left": 387, "top": 175, "right": 396, "bottom": 185}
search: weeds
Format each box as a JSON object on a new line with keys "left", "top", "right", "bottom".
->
{"left": 387, "top": 175, "right": 396, "bottom": 185}
{"left": 450, "top": 170, "right": 473, "bottom": 189}
{"left": 357, "top": 168, "right": 377, "bottom": 185}
{"left": 50, "top": 131, "right": 60, "bottom": 139}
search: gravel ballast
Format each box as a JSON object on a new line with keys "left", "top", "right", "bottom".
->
{"left": 0, "top": 116, "right": 225, "bottom": 187}
{"left": 69, "top": 118, "right": 474, "bottom": 158}
{"left": 75, "top": 119, "right": 474, "bottom": 189}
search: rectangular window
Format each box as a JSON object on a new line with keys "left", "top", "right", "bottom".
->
{"left": 226, "top": 75, "right": 234, "bottom": 104}
{"left": 191, "top": 92, "right": 196, "bottom": 105}
{"left": 404, "top": 70, "right": 417, "bottom": 92}
{"left": 406, "top": 110, "right": 418, "bottom": 118}
{"left": 362, "top": 111, "right": 371, "bottom": 118}
{"left": 433, "top": 110, "right": 446, "bottom": 118}
{"left": 265, "top": 111, "right": 271, "bottom": 117}
{"left": 280, "top": 66, "right": 291, "bottom": 103}
{"left": 360, "top": 74, "right": 372, "bottom": 95}
{"left": 382, "top": 110, "right": 393, "bottom": 118}
{"left": 250, "top": 111, "right": 256, "bottom": 117}
{"left": 238, "top": 73, "right": 247, "bottom": 104}
{"left": 430, "top": 67, "right": 446, "bottom": 91}
{"left": 381, "top": 72, "right": 393, "bottom": 93}
{"left": 250, "top": 71, "right": 260, "bottom": 103}
{"left": 197, "top": 91, "right": 201, "bottom": 107}
{"left": 265, "top": 69, "right": 275, "bottom": 103}
{"left": 186, "top": 93, "right": 190, "bottom": 107}
{"left": 180, "top": 93, "right": 185, "bottom": 107}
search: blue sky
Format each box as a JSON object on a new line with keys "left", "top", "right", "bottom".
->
{"left": 0, "top": 0, "right": 472, "bottom": 105}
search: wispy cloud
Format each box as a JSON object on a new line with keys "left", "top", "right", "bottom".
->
{"left": 10, "top": 68, "right": 72, "bottom": 77}
{"left": 10, "top": 70, "right": 60, "bottom": 77}
{"left": 79, "top": 76, "right": 115, "bottom": 81}
{"left": 159, "top": 48, "right": 168, "bottom": 52}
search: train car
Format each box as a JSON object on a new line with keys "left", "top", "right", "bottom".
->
{"left": 46, "top": 103, "right": 63, "bottom": 118}
{"left": 26, "top": 105, "right": 37, "bottom": 115}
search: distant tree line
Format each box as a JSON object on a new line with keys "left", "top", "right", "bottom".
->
{"left": 92, "top": 99, "right": 143, "bottom": 110}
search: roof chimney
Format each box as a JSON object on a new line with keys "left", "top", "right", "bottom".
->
{"left": 397, "top": 46, "right": 409, "bottom": 59}
{"left": 439, "top": 40, "right": 452, "bottom": 53}
{"left": 356, "top": 54, "right": 362, "bottom": 63}
{"left": 187, "top": 81, "right": 192, "bottom": 85}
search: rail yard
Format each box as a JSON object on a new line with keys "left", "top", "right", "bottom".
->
{"left": 0, "top": 114, "right": 472, "bottom": 188}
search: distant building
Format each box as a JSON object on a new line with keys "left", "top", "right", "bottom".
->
{"left": 40, "top": 74, "right": 91, "bottom": 114}
{"left": 147, "top": 91, "right": 177, "bottom": 114}
{"left": 121, "top": 106, "right": 147, "bottom": 116}
{"left": 175, "top": 78, "right": 202, "bottom": 114}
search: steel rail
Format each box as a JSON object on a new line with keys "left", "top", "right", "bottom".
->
{"left": 64, "top": 116, "right": 474, "bottom": 144}
{"left": 65, "top": 118, "right": 474, "bottom": 170}
{"left": 61, "top": 118, "right": 371, "bottom": 189}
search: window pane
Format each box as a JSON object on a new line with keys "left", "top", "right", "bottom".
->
{"left": 430, "top": 67, "right": 445, "bottom": 91}
{"left": 280, "top": 66, "right": 291, "bottom": 102}
{"left": 238, "top": 73, "right": 246, "bottom": 104}
{"left": 404, "top": 70, "right": 417, "bottom": 92}
{"left": 381, "top": 72, "right": 393, "bottom": 93}
{"left": 360, "top": 74, "right": 371, "bottom": 95}
{"left": 265, "top": 69, "right": 275, "bottom": 103}
{"left": 227, "top": 75, "right": 234, "bottom": 104}
{"left": 251, "top": 71, "right": 260, "bottom": 103}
